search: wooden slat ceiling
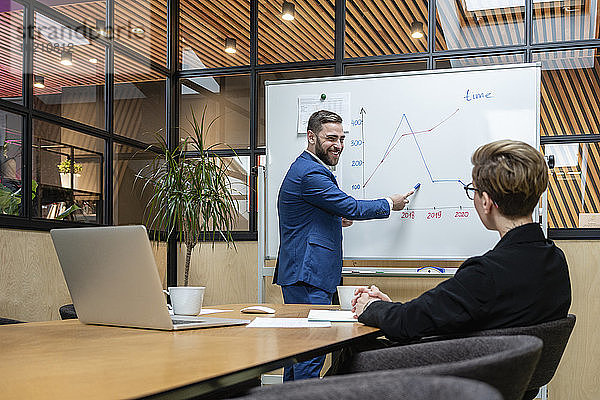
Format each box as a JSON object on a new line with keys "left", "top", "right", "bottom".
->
{"left": 1, "top": 0, "right": 599, "bottom": 97}
{"left": 345, "top": 0, "right": 428, "bottom": 57}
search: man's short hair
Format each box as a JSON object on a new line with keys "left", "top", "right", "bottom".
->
{"left": 307, "top": 110, "right": 342, "bottom": 135}
{"left": 471, "top": 140, "right": 548, "bottom": 217}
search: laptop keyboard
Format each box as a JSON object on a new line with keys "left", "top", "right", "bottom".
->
{"left": 172, "top": 319, "right": 205, "bottom": 325}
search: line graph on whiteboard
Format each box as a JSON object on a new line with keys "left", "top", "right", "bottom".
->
{"left": 343, "top": 106, "right": 477, "bottom": 214}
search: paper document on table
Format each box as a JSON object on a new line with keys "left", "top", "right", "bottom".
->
{"left": 308, "top": 310, "right": 357, "bottom": 322}
{"left": 246, "top": 317, "right": 331, "bottom": 328}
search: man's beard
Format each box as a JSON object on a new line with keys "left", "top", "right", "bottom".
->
{"left": 315, "top": 138, "right": 339, "bottom": 166}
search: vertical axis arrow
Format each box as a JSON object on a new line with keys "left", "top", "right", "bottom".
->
{"left": 360, "top": 107, "right": 366, "bottom": 198}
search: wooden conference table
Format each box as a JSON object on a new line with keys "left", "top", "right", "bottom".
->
{"left": 0, "top": 304, "right": 380, "bottom": 399}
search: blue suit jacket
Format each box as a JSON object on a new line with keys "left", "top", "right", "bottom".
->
{"left": 274, "top": 151, "right": 390, "bottom": 293}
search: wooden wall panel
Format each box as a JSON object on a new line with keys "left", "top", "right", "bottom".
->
{"left": 181, "top": 241, "right": 259, "bottom": 305}
{"left": 0, "top": 229, "right": 166, "bottom": 321}
{"left": 0, "top": 229, "right": 70, "bottom": 321}
{"left": 549, "top": 240, "right": 600, "bottom": 400}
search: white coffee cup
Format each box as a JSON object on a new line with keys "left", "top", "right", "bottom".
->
{"left": 337, "top": 285, "right": 367, "bottom": 311}
{"left": 167, "top": 286, "right": 205, "bottom": 316}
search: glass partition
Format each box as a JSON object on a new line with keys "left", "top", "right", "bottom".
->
{"left": 114, "top": 51, "right": 166, "bottom": 144}
{"left": 534, "top": 1, "right": 600, "bottom": 43}
{"left": 113, "top": 142, "right": 157, "bottom": 225}
{"left": 33, "top": 119, "right": 104, "bottom": 222}
{"left": 179, "top": 74, "right": 250, "bottom": 150}
{"left": 33, "top": 11, "right": 106, "bottom": 129}
{"left": 0, "top": 0, "right": 23, "bottom": 104}
{"left": 0, "top": 111, "right": 23, "bottom": 216}
{"left": 543, "top": 143, "right": 600, "bottom": 229}
{"left": 345, "top": 0, "right": 428, "bottom": 57}
{"left": 435, "top": 0, "right": 525, "bottom": 51}
{"left": 180, "top": 0, "right": 250, "bottom": 69}
{"left": 533, "top": 48, "right": 600, "bottom": 136}
{"left": 258, "top": 0, "right": 334, "bottom": 64}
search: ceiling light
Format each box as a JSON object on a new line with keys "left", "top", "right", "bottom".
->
{"left": 282, "top": 1, "right": 295, "bottom": 21}
{"left": 96, "top": 19, "right": 107, "bottom": 36}
{"left": 410, "top": 21, "right": 424, "bottom": 39}
{"left": 131, "top": 27, "right": 144, "bottom": 35}
{"left": 33, "top": 75, "right": 45, "bottom": 89}
{"left": 224, "top": 37, "right": 237, "bottom": 54}
{"left": 89, "top": 58, "right": 98, "bottom": 64}
{"left": 60, "top": 51, "right": 73, "bottom": 66}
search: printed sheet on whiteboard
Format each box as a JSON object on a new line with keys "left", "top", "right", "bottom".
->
{"left": 297, "top": 93, "right": 351, "bottom": 133}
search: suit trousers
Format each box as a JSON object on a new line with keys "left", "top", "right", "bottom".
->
{"left": 281, "top": 282, "right": 333, "bottom": 381}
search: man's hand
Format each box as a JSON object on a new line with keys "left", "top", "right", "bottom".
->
{"left": 390, "top": 190, "right": 415, "bottom": 211}
{"left": 350, "top": 285, "right": 392, "bottom": 317}
{"left": 365, "top": 285, "right": 392, "bottom": 302}
{"left": 353, "top": 292, "right": 376, "bottom": 317}
{"left": 342, "top": 218, "right": 354, "bottom": 227}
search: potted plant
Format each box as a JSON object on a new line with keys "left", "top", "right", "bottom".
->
{"left": 57, "top": 159, "right": 82, "bottom": 189}
{"left": 137, "top": 107, "right": 239, "bottom": 314}
{"left": 0, "top": 180, "right": 37, "bottom": 216}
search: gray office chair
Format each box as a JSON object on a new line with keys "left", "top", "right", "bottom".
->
{"left": 59, "top": 304, "right": 77, "bottom": 320}
{"left": 235, "top": 374, "right": 502, "bottom": 400}
{"left": 339, "top": 335, "right": 542, "bottom": 400}
{"left": 456, "top": 314, "right": 576, "bottom": 400}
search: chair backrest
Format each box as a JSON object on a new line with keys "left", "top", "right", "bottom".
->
{"left": 235, "top": 373, "right": 502, "bottom": 400}
{"left": 0, "top": 317, "right": 24, "bottom": 325}
{"left": 59, "top": 304, "right": 77, "bottom": 320}
{"left": 347, "top": 335, "right": 542, "bottom": 400}
{"left": 465, "top": 314, "right": 576, "bottom": 390}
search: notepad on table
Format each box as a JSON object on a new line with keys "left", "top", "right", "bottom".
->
{"left": 308, "top": 310, "right": 357, "bottom": 322}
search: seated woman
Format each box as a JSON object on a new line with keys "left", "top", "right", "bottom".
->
{"left": 352, "top": 140, "right": 571, "bottom": 342}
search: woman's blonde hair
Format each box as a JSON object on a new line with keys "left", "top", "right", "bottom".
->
{"left": 471, "top": 140, "right": 548, "bottom": 217}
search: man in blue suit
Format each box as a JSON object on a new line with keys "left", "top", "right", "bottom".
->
{"left": 274, "top": 110, "right": 414, "bottom": 381}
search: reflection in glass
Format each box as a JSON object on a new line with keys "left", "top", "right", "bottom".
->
{"left": 179, "top": 74, "right": 250, "bottom": 149}
{"left": 33, "top": 12, "right": 106, "bottom": 129}
{"left": 113, "top": 142, "right": 157, "bottom": 225}
{"left": 0, "top": 0, "right": 23, "bottom": 103}
{"left": 0, "top": 111, "right": 23, "bottom": 216}
{"left": 114, "top": 52, "right": 166, "bottom": 144}
{"left": 195, "top": 155, "right": 249, "bottom": 231}
{"left": 180, "top": 0, "right": 250, "bottom": 69}
{"left": 544, "top": 143, "right": 600, "bottom": 229}
{"left": 33, "top": 119, "right": 104, "bottom": 223}
{"left": 37, "top": 0, "right": 106, "bottom": 34}
{"left": 258, "top": 68, "right": 335, "bottom": 147}
{"left": 435, "top": 0, "right": 524, "bottom": 50}
{"left": 534, "top": 1, "right": 600, "bottom": 43}
{"left": 434, "top": 53, "right": 525, "bottom": 69}
{"left": 345, "top": 0, "right": 428, "bottom": 57}
{"left": 258, "top": 0, "right": 334, "bottom": 64}
{"left": 344, "top": 60, "right": 427, "bottom": 75}
{"left": 115, "top": 0, "right": 167, "bottom": 66}
{"left": 533, "top": 49, "right": 600, "bottom": 136}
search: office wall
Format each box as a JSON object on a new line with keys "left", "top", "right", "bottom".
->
{"left": 180, "top": 241, "right": 259, "bottom": 305}
{"left": 549, "top": 240, "right": 600, "bottom": 400}
{"left": 0, "top": 229, "right": 167, "bottom": 321}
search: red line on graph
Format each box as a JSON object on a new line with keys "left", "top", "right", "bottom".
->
{"left": 363, "top": 108, "right": 460, "bottom": 187}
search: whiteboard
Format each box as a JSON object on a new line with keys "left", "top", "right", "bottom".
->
{"left": 265, "top": 64, "right": 541, "bottom": 260}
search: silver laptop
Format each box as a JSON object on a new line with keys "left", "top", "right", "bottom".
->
{"left": 50, "top": 225, "right": 249, "bottom": 330}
